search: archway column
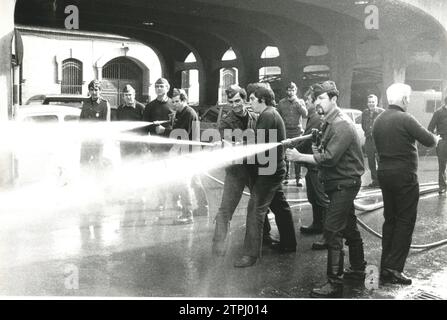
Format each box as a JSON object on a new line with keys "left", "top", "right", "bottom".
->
{"left": 326, "top": 22, "right": 357, "bottom": 109}
{"left": 278, "top": 43, "right": 308, "bottom": 94}
{"left": 380, "top": 36, "right": 408, "bottom": 107}
{"left": 201, "top": 57, "right": 220, "bottom": 106}
{"left": 239, "top": 50, "right": 262, "bottom": 89}
{"left": 0, "top": 0, "right": 16, "bottom": 188}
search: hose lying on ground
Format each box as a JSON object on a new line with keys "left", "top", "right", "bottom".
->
{"left": 204, "top": 173, "right": 447, "bottom": 250}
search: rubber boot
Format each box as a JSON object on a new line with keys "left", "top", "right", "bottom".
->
{"left": 344, "top": 240, "right": 367, "bottom": 281}
{"left": 212, "top": 218, "right": 229, "bottom": 256}
{"left": 310, "top": 249, "right": 344, "bottom": 298}
{"left": 311, "top": 207, "right": 328, "bottom": 250}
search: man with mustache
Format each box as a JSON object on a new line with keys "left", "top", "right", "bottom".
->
{"left": 286, "top": 81, "right": 366, "bottom": 298}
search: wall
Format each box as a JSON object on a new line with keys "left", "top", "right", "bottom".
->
{"left": 18, "top": 27, "right": 163, "bottom": 104}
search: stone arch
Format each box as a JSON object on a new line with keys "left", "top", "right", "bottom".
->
{"left": 95, "top": 47, "right": 154, "bottom": 99}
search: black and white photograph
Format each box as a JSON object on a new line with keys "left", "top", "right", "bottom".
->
{"left": 1, "top": 0, "right": 447, "bottom": 304}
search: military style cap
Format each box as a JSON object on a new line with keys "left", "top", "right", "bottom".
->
{"left": 286, "top": 82, "right": 297, "bottom": 90}
{"left": 312, "top": 80, "right": 339, "bottom": 98}
{"left": 172, "top": 88, "right": 187, "bottom": 96}
{"left": 123, "top": 84, "right": 135, "bottom": 93}
{"left": 155, "top": 78, "right": 170, "bottom": 86}
{"left": 88, "top": 80, "right": 101, "bottom": 90}
{"left": 246, "top": 82, "right": 271, "bottom": 97}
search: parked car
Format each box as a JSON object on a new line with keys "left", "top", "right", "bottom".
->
{"left": 13, "top": 105, "right": 82, "bottom": 185}
{"left": 16, "top": 104, "right": 81, "bottom": 122}
{"left": 340, "top": 108, "right": 365, "bottom": 146}
{"left": 25, "top": 94, "right": 87, "bottom": 108}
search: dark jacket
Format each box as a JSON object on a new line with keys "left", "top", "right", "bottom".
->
{"left": 219, "top": 107, "right": 258, "bottom": 141}
{"left": 219, "top": 107, "right": 258, "bottom": 168}
{"left": 171, "top": 105, "right": 200, "bottom": 154}
{"left": 255, "top": 106, "right": 286, "bottom": 173}
{"left": 373, "top": 105, "right": 436, "bottom": 173}
{"left": 80, "top": 97, "right": 110, "bottom": 121}
{"left": 172, "top": 105, "right": 199, "bottom": 142}
{"left": 314, "top": 106, "right": 365, "bottom": 182}
{"left": 79, "top": 97, "right": 110, "bottom": 164}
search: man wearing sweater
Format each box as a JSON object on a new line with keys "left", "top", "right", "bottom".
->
{"left": 373, "top": 83, "right": 438, "bottom": 285}
{"left": 361, "top": 94, "right": 384, "bottom": 188}
{"left": 277, "top": 82, "right": 308, "bottom": 186}
{"left": 234, "top": 84, "right": 297, "bottom": 268}
{"left": 143, "top": 78, "right": 175, "bottom": 214}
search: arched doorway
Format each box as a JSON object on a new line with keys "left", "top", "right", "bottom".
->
{"left": 102, "top": 57, "right": 143, "bottom": 108}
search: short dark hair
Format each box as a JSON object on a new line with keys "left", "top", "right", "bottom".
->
{"left": 172, "top": 88, "right": 188, "bottom": 102}
{"left": 88, "top": 80, "right": 101, "bottom": 90}
{"left": 246, "top": 82, "right": 271, "bottom": 100}
{"left": 254, "top": 86, "right": 276, "bottom": 106}
{"left": 225, "top": 85, "right": 247, "bottom": 100}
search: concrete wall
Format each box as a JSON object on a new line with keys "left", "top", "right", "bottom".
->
{"left": 18, "top": 27, "right": 163, "bottom": 103}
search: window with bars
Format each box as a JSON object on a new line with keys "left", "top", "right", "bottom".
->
{"left": 61, "top": 58, "right": 83, "bottom": 94}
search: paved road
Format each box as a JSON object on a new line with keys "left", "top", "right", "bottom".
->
{"left": 0, "top": 156, "right": 446, "bottom": 299}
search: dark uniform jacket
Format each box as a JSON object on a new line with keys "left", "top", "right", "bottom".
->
{"left": 373, "top": 104, "right": 436, "bottom": 173}
{"left": 313, "top": 106, "right": 364, "bottom": 184}
{"left": 115, "top": 101, "right": 147, "bottom": 157}
{"left": 219, "top": 107, "right": 258, "bottom": 142}
{"left": 79, "top": 97, "right": 110, "bottom": 164}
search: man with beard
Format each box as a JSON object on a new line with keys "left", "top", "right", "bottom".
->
{"left": 285, "top": 85, "right": 329, "bottom": 249}
{"left": 286, "top": 81, "right": 366, "bottom": 298}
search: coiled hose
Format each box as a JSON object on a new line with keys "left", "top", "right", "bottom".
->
{"left": 204, "top": 174, "right": 447, "bottom": 250}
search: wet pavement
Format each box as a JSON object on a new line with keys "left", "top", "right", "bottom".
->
{"left": 0, "top": 156, "right": 446, "bottom": 299}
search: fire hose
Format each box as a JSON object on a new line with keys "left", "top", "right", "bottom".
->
{"left": 204, "top": 173, "right": 447, "bottom": 250}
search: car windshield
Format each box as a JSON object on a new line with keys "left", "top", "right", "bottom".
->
{"left": 23, "top": 115, "right": 59, "bottom": 123}
{"left": 46, "top": 101, "right": 83, "bottom": 108}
